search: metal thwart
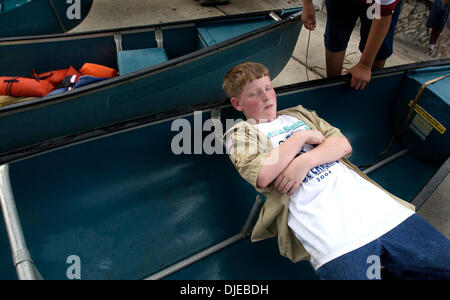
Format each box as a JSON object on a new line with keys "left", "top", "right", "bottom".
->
{"left": 144, "top": 194, "right": 264, "bottom": 280}
{"left": 0, "top": 164, "right": 42, "bottom": 280}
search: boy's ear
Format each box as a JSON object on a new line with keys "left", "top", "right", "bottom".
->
{"left": 230, "top": 97, "right": 243, "bottom": 112}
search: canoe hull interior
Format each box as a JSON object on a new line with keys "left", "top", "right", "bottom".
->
{"left": 0, "top": 63, "right": 448, "bottom": 280}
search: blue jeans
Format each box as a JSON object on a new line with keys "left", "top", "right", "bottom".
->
{"left": 316, "top": 214, "right": 450, "bottom": 280}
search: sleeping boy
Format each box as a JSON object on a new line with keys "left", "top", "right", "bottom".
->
{"left": 223, "top": 62, "right": 450, "bottom": 279}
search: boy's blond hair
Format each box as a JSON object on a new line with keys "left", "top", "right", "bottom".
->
{"left": 222, "top": 62, "right": 270, "bottom": 99}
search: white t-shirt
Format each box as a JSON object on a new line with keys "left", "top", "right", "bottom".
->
{"left": 255, "top": 115, "right": 414, "bottom": 270}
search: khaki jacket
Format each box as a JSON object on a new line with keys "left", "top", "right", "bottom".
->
{"left": 224, "top": 105, "right": 415, "bottom": 263}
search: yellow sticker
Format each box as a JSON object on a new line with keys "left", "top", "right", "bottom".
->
{"left": 411, "top": 114, "right": 433, "bottom": 139}
{"left": 409, "top": 101, "right": 446, "bottom": 134}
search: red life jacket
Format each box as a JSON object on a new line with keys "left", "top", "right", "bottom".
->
{"left": 0, "top": 66, "right": 82, "bottom": 98}
{"left": 80, "top": 63, "right": 118, "bottom": 78}
{"left": 0, "top": 64, "right": 116, "bottom": 98}
{"left": 38, "top": 66, "right": 81, "bottom": 86}
{"left": 0, "top": 76, "right": 55, "bottom": 97}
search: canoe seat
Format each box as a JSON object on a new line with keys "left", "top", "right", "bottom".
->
{"left": 117, "top": 48, "right": 169, "bottom": 75}
{"left": 197, "top": 19, "right": 275, "bottom": 47}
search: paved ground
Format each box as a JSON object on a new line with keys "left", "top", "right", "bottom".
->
{"left": 72, "top": 0, "right": 449, "bottom": 238}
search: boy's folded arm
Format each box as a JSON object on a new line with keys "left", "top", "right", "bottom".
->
{"left": 301, "top": 136, "right": 352, "bottom": 168}
{"left": 271, "top": 136, "right": 352, "bottom": 195}
{"left": 256, "top": 130, "right": 324, "bottom": 188}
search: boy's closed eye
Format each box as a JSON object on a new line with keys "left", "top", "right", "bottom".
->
{"left": 247, "top": 85, "right": 272, "bottom": 97}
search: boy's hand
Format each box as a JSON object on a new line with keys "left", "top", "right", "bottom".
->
{"left": 346, "top": 62, "right": 371, "bottom": 90}
{"left": 304, "top": 130, "right": 325, "bottom": 145}
{"left": 274, "top": 158, "right": 310, "bottom": 195}
{"left": 301, "top": 1, "right": 316, "bottom": 30}
{"left": 273, "top": 130, "right": 324, "bottom": 194}
{"left": 274, "top": 155, "right": 311, "bottom": 196}
{"left": 291, "top": 130, "right": 324, "bottom": 145}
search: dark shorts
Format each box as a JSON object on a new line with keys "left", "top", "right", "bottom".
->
{"left": 316, "top": 214, "right": 450, "bottom": 280}
{"left": 324, "top": 0, "right": 402, "bottom": 61}
{"left": 426, "top": 0, "right": 450, "bottom": 31}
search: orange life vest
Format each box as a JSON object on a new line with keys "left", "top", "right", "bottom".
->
{"left": 0, "top": 76, "right": 55, "bottom": 97}
{"left": 80, "top": 63, "right": 118, "bottom": 78}
{"left": 38, "top": 66, "right": 81, "bottom": 86}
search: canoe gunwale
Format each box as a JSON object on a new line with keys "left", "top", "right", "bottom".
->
{"left": 410, "top": 156, "right": 450, "bottom": 210}
{"left": 1, "top": 59, "right": 449, "bottom": 166}
{"left": 0, "top": 23, "right": 198, "bottom": 47}
{"left": 0, "top": 9, "right": 302, "bottom": 116}
{"left": 0, "top": 7, "right": 298, "bottom": 43}
{"left": 0, "top": 98, "right": 230, "bottom": 165}
{"left": 275, "top": 58, "right": 450, "bottom": 97}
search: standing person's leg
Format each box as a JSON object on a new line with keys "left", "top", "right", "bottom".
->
{"left": 358, "top": 1, "right": 402, "bottom": 71}
{"left": 325, "top": 50, "right": 346, "bottom": 77}
{"left": 324, "top": 0, "right": 361, "bottom": 77}
{"left": 371, "top": 59, "right": 386, "bottom": 70}
{"left": 433, "top": 25, "right": 450, "bottom": 58}
{"left": 430, "top": 28, "right": 442, "bottom": 46}
{"left": 379, "top": 214, "right": 450, "bottom": 280}
{"left": 426, "top": 0, "right": 448, "bottom": 55}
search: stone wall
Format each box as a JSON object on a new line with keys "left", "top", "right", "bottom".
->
{"left": 395, "top": 0, "right": 434, "bottom": 50}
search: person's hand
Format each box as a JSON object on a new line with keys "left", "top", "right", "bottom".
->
{"left": 346, "top": 62, "right": 372, "bottom": 90}
{"left": 291, "top": 130, "right": 324, "bottom": 145}
{"left": 304, "top": 130, "right": 325, "bottom": 145}
{"left": 301, "top": 2, "right": 316, "bottom": 30}
{"left": 274, "top": 156, "right": 311, "bottom": 196}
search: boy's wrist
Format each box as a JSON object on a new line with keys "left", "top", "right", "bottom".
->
{"left": 292, "top": 131, "right": 309, "bottom": 149}
{"left": 295, "top": 151, "right": 315, "bottom": 170}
